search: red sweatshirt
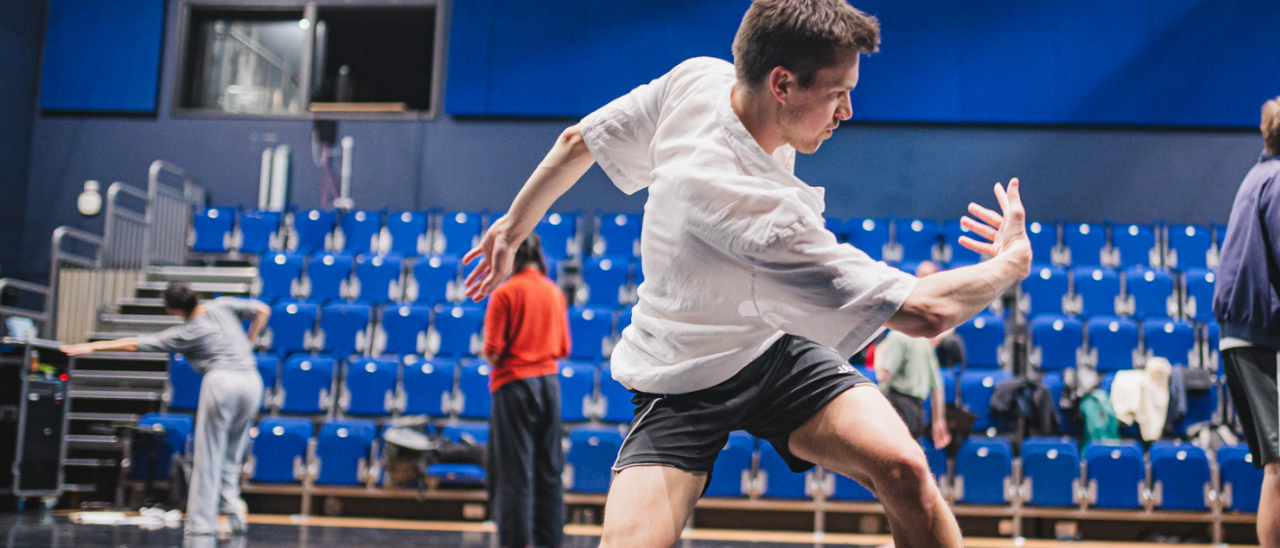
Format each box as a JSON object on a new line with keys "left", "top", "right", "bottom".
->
{"left": 483, "top": 268, "right": 571, "bottom": 392}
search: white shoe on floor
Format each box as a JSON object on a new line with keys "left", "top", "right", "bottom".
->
{"left": 223, "top": 499, "right": 249, "bottom": 536}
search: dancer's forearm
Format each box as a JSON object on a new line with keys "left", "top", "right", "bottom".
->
{"left": 887, "top": 251, "right": 1029, "bottom": 338}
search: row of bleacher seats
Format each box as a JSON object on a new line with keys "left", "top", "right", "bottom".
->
{"left": 1021, "top": 264, "right": 1218, "bottom": 321}
{"left": 827, "top": 218, "right": 1224, "bottom": 270}
{"left": 1028, "top": 314, "right": 1219, "bottom": 373}
{"left": 166, "top": 354, "right": 639, "bottom": 422}
{"left": 255, "top": 251, "right": 644, "bottom": 308}
{"left": 133, "top": 412, "right": 1265, "bottom": 513}
{"left": 193, "top": 208, "right": 643, "bottom": 260}
{"left": 258, "top": 300, "right": 628, "bottom": 361}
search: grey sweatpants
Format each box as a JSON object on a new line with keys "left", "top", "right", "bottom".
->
{"left": 186, "top": 369, "right": 262, "bottom": 535}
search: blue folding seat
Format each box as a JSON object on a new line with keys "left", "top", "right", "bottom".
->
{"left": 335, "top": 211, "right": 381, "bottom": 255}
{"left": 1166, "top": 224, "right": 1213, "bottom": 270}
{"left": 341, "top": 358, "right": 397, "bottom": 416}
{"left": 630, "top": 259, "right": 643, "bottom": 288}
{"left": 1021, "top": 437, "right": 1079, "bottom": 507}
{"left": 594, "top": 213, "right": 642, "bottom": 258}
{"left": 376, "top": 304, "right": 431, "bottom": 356}
{"left": 435, "top": 212, "right": 483, "bottom": 256}
{"left": 1072, "top": 267, "right": 1120, "bottom": 317}
{"left": 893, "top": 219, "right": 940, "bottom": 264}
{"left": 1149, "top": 441, "right": 1210, "bottom": 511}
{"left": 1179, "top": 384, "right": 1218, "bottom": 435}
{"left": 617, "top": 308, "right": 633, "bottom": 336}
{"left": 847, "top": 218, "right": 889, "bottom": 261}
{"left": 1063, "top": 223, "right": 1107, "bottom": 266}
{"left": 456, "top": 360, "right": 492, "bottom": 419}
{"left": 256, "top": 354, "right": 279, "bottom": 411}
{"left": 1182, "top": 268, "right": 1216, "bottom": 322}
{"left": 959, "top": 370, "right": 1012, "bottom": 432}
{"left": 922, "top": 437, "right": 949, "bottom": 483}
{"left": 598, "top": 367, "right": 634, "bottom": 423}
{"left": 166, "top": 354, "right": 202, "bottom": 411}
{"left": 1218, "top": 444, "right": 1264, "bottom": 513}
{"left": 941, "top": 219, "right": 983, "bottom": 266}
{"left": 1021, "top": 265, "right": 1069, "bottom": 316}
{"left": 353, "top": 253, "right": 403, "bottom": 304}
{"left": 825, "top": 217, "right": 849, "bottom": 243}
{"left": 431, "top": 304, "right": 484, "bottom": 357}
{"left": 536, "top": 212, "right": 580, "bottom": 259}
{"left": 955, "top": 312, "right": 1003, "bottom": 369}
{"left": 580, "top": 256, "right": 630, "bottom": 306}
{"left": 1213, "top": 222, "right": 1227, "bottom": 249}
{"left": 559, "top": 361, "right": 597, "bottom": 422}
{"left": 954, "top": 437, "right": 1012, "bottom": 505}
{"left": 1110, "top": 223, "right": 1158, "bottom": 269}
{"left": 1029, "top": 314, "right": 1083, "bottom": 372}
{"left": 566, "top": 425, "right": 626, "bottom": 493}
{"left": 291, "top": 209, "right": 338, "bottom": 255}
{"left": 757, "top": 440, "right": 810, "bottom": 499}
{"left": 238, "top": 210, "right": 284, "bottom": 254}
{"left": 304, "top": 253, "right": 354, "bottom": 303}
{"left": 383, "top": 211, "right": 429, "bottom": 256}
{"left": 251, "top": 417, "right": 312, "bottom": 483}
{"left": 1086, "top": 316, "right": 1139, "bottom": 372}
{"left": 1143, "top": 318, "right": 1196, "bottom": 367}
{"left": 1040, "top": 372, "right": 1073, "bottom": 435}
{"left": 192, "top": 206, "right": 237, "bottom": 253}
{"left": 705, "top": 432, "right": 755, "bottom": 498}
{"left": 569, "top": 306, "right": 613, "bottom": 361}
{"left": 1083, "top": 441, "right": 1144, "bottom": 509}
{"left": 1027, "top": 222, "right": 1059, "bottom": 265}
{"left": 131, "top": 413, "right": 193, "bottom": 480}
{"left": 255, "top": 252, "right": 304, "bottom": 302}
{"left": 266, "top": 301, "right": 318, "bottom": 354}
{"left": 399, "top": 357, "right": 456, "bottom": 417}
{"left": 1124, "top": 268, "right": 1176, "bottom": 320}
{"left": 318, "top": 302, "right": 371, "bottom": 358}
{"left": 280, "top": 355, "right": 335, "bottom": 414}
{"left": 430, "top": 422, "right": 489, "bottom": 485}
{"left": 407, "top": 254, "right": 459, "bottom": 305}
{"left": 314, "top": 419, "right": 377, "bottom": 486}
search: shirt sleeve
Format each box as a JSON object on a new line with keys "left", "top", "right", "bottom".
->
{"left": 482, "top": 292, "right": 510, "bottom": 359}
{"left": 1259, "top": 175, "right": 1280, "bottom": 297}
{"left": 216, "top": 297, "right": 266, "bottom": 321}
{"left": 136, "top": 324, "right": 199, "bottom": 354}
{"left": 734, "top": 203, "right": 919, "bottom": 359}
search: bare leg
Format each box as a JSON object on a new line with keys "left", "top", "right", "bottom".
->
{"left": 1259, "top": 461, "right": 1280, "bottom": 548}
{"left": 789, "top": 385, "right": 962, "bottom": 548}
{"left": 598, "top": 466, "right": 706, "bottom": 548}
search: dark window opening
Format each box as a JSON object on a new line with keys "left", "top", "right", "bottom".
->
{"left": 311, "top": 7, "right": 436, "bottom": 111}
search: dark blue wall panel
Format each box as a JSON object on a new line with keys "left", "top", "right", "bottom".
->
{"left": 39, "top": 0, "right": 165, "bottom": 112}
{"left": 446, "top": 0, "right": 1280, "bottom": 127}
{"left": 0, "top": 0, "right": 44, "bottom": 277}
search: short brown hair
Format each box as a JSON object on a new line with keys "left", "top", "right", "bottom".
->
{"left": 732, "top": 0, "right": 880, "bottom": 89}
{"left": 1263, "top": 97, "right": 1280, "bottom": 155}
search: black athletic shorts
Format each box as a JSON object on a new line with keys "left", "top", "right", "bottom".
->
{"left": 612, "top": 334, "right": 873, "bottom": 484}
{"left": 1222, "top": 346, "right": 1280, "bottom": 468}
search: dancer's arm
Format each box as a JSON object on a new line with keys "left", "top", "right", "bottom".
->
{"left": 464, "top": 125, "right": 596, "bottom": 301}
{"left": 886, "top": 179, "right": 1032, "bottom": 338}
{"left": 62, "top": 338, "right": 138, "bottom": 356}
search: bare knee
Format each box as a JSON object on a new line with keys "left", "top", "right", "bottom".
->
{"left": 871, "top": 446, "right": 933, "bottom": 500}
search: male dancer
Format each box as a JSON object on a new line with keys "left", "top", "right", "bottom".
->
{"left": 464, "top": 1, "right": 1032, "bottom": 546}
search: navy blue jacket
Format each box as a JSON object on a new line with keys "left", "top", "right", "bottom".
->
{"left": 1214, "top": 151, "right": 1280, "bottom": 349}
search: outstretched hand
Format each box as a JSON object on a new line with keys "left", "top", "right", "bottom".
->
{"left": 956, "top": 178, "right": 1032, "bottom": 269}
{"left": 462, "top": 216, "right": 519, "bottom": 302}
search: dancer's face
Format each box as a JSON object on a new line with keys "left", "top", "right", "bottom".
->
{"left": 778, "top": 54, "right": 859, "bottom": 154}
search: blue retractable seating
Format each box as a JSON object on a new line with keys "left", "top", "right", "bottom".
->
{"left": 1084, "top": 441, "right": 1145, "bottom": 509}
{"left": 1182, "top": 268, "right": 1216, "bottom": 322}
{"left": 581, "top": 256, "right": 630, "bottom": 306}
{"left": 1143, "top": 318, "right": 1196, "bottom": 367}
{"left": 959, "top": 370, "right": 1013, "bottom": 432}
{"left": 239, "top": 210, "right": 284, "bottom": 254}
{"left": 166, "top": 354, "right": 202, "bottom": 411}
{"left": 319, "top": 302, "right": 371, "bottom": 358}
{"left": 1149, "top": 441, "right": 1210, "bottom": 511}
{"left": 131, "top": 413, "right": 193, "bottom": 480}
{"left": 1027, "top": 222, "right": 1059, "bottom": 265}
{"left": 569, "top": 306, "right": 614, "bottom": 361}
{"left": 342, "top": 358, "right": 398, "bottom": 416}
{"left": 954, "top": 437, "right": 1012, "bottom": 505}
{"left": 353, "top": 253, "right": 403, "bottom": 304}
{"left": 1029, "top": 314, "right": 1082, "bottom": 372}
{"left": 267, "top": 301, "right": 318, "bottom": 354}
{"left": 377, "top": 304, "right": 431, "bottom": 356}
{"left": 256, "top": 354, "right": 279, "bottom": 411}
{"left": 1063, "top": 223, "right": 1106, "bottom": 266}
{"left": 292, "top": 209, "right": 338, "bottom": 255}
{"left": 1124, "top": 268, "right": 1175, "bottom": 320}
{"left": 280, "top": 355, "right": 335, "bottom": 414}
{"left": 1111, "top": 223, "right": 1157, "bottom": 269}
{"left": 255, "top": 252, "right": 304, "bottom": 302}
{"left": 409, "top": 254, "right": 459, "bottom": 305}
{"left": 1087, "top": 316, "right": 1139, "bottom": 372}
{"left": 758, "top": 440, "right": 809, "bottom": 500}
{"left": 594, "top": 213, "right": 642, "bottom": 258}
{"left": 559, "top": 361, "right": 597, "bottom": 422}
{"left": 848, "top": 218, "right": 890, "bottom": 261}
{"left": 1166, "top": 224, "right": 1213, "bottom": 270}
{"left": 1218, "top": 444, "right": 1264, "bottom": 513}
{"left": 430, "top": 422, "right": 489, "bottom": 485}
{"left": 955, "top": 312, "right": 1003, "bottom": 369}
{"left": 338, "top": 211, "right": 382, "bottom": 255}
{"left": 1022, "top": 264, "right": 1069, "bottom": 316}
{"left": 305, "top": 252, "right": 354, "bottom": 303}
{"left": 536, "top": 212, "right": 580, "bottom": 259}
{"left": 1021, "top": 437, "right": 1080, "bottom": 507}
{"left": 1073, "top": 266, "right": 1120, "bottom": 317}
{"left": 436, "top": 212, "right": 483, "bottom": 257}
{"left": 400, "top": 357, "right": 455, "bottom": 417}
{"left": 456, "top": 360, "right": 492, "bottom": 419}
{"left": 598, "top": 367, "right": 635, "bottom": 424}
{"left": 192, "top": 206, "right": 237, "bottom": 253}
{"left": 705, "top": 432, "right": 755, "bottom": 498}
{"left": 314, "top": 419, "right": 377, "bottom": 486}
{"left": 384, "top": 211, "right": 429, "bottom": 256}
{"left": 565, "top": 425, "right": 627, "bottom": 493}
{"left": 941, "top": 219, "right": 984, "bottom": 265}
{"left": 893, "top": 219, "right": 940, "bottom": 264}
{"left": 431, "top": 304, "right": 484, "bottom": 357}
{"left": 251, "top": 417, "right": 312, "bottom": 483}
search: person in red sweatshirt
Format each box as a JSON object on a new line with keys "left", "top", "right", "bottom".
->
{"left": 482, "top": 232, "right": 570, "bottom": 548}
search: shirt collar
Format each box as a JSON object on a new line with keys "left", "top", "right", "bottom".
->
{"left": 716, "top": 87, "right": 826, "bottom": 210}
{"left": 1262, "top": 149, "right": 1279, "bottom": 163}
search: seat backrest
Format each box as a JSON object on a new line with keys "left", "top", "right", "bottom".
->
{"left": 1020, "top": 437, "right": 1079, "bottom": 507}
{"left": 594, "top": 213, "right": 642, "bottom": 258}
{"left": 1167, "top": 224, "right": 1212, "bottom": 270}
{"left": 340, "top": 211, "right": 384, "bottom": 255}
{"left": 1111, "top": 224, "right": 1157, "bottom": 269}
{"left": 400, "top": 357, "right": 456, "bottom": 416}
{"left": 1086, "top": 316, "right": 1139, "bottom": 372}
{"left": 256, "top": 252, "right": 305, "bottom": 302}
{"left": 569, "top": 306, "right": 614, "bottom": 361}
{"left": 1022, "top": 264, "right": 1069, "bottom": 316}
{"left": 280, "top": 355, "right": 335, "bottom": 414}
{"left": 894, "top": 219, "right": 940, "bottom": 263}
{"left": 959, "top": 370, "right": 1013, "bottom": 432}
{"left": 559, "top": 361, "right": 597, "bottom": 422}
{"left": 1083, "top": 441, "right": 1145, "bottom": 509}
{"left": 384, "top": 211, "right": 429, "bottom": 256}
{"left": 1073, "top": 267, "right": 1121, "bottom": 317}
{"left": 581, "top": 256, "right": 630, "bottom": 306}
{"left": 437, "top": 212, "right": 483, "bottom": 256}
{"left": 955, "top": 312, "right": 1004, "bottom": 369}
{"left": 315, "top": 419, "right": 377, "bottom": 485}
{"left": 941, "top": 219, "right": 984, "bottom": 265}
{"left": 354, "top": 253, "right": 403, "bottom": 304}
{"left": 757, "top": 440, "right": 809, "bottom": 499}
{"left": 456, "top": 361, "right": 492, "bottom": 419}
{"left": 132, "top": 413, "right": 194, "bottom": 480}
{"left": 378, "top": 304, "right": 431, "bottom": 355}
{"left": 306, "top": 253, "right": 354, "bottom": 303}
{"left": 343, "top": 358, "right": 398, "bottom": 416}
{"left": 1030, "top": 314, "right": 1083, "bottom": 371}
{"left": 954, "top": 437, "right": 1012, "bottom": 504}
{"left": 320, "top": 302, "right": 371, "bottom": 357}
{"left": 1143, "top": 318, "right": 1196, "bottom": 367}
{"left": 167, "top": 354, "right": 202, "bottom": 411}
{"left": 536, "top": 212, "right": 579, "bottom": 259}
{"left": 1217, "top": 444, "right": 1264, "bottom": 512}
{"left": 1123, "top": 268, "right": 1175, "bottom": 320}
{"left": 292, "top": 209, "right": 339, "bottom": 255}
{"left": 1064, "top": 223, "right": 1107, "bottom": 266}
{"left": 252, "top": 417, "right": 313, "bottom": 483}
{"left": 566, "top": 425, "right": 626, "bottom": 493}
{"left": 410, "top": 254, "right": 460, "bottom": 305}
{"left": 432, "top": 304, "right": 485, "bottom": 357}
{"left": 268, "top": 301, "right": 319, "bottom": 354}
{"left": 598, "top": 367, "right": 634, "bottom": 423}
{"left": 847, "top": 218, "right": 889, "bottom": 261}
{"left": 1027, "top": 222, "right": 1059, "bottom": 263}
{"left": 1149, "top": 441, "right": 1210, "bottom": 510}
{"left": 1182, "top": 268, "right": 1216, "bottom": 322}
{"left": 239, "top": 210, "right": 284, "bottom": 254}
{"left": 192, "top": 206, "right": 237, "bottom": 253}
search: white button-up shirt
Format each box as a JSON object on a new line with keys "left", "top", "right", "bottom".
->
{"left": 580, "top": 57, "right": 918, "bottom": 394}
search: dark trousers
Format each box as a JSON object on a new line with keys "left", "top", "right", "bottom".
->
{"left": 488, "top": 374, "right": 565, "bottom": 548}
{"left": 885, "top": 388, "right": 927, "bottom": 438}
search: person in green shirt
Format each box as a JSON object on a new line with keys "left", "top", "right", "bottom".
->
{"left": 875, "top": 261, "right": 951, "bottom": 449}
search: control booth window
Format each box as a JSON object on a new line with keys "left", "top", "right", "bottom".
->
{"left": 178, "top": 2, "right": 443, "bottom": 118}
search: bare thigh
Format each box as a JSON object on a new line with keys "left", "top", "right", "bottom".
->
{"left": 599, "top": 465, "right": 706, "bottom": 548}
{"left": 787, "top": 384, "right": 924, "bottom": 484}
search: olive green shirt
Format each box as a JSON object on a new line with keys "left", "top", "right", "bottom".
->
{"left": 875, "top": 330, "right": 942, "bottom": 400}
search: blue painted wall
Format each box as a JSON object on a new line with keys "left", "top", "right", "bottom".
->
{"left": 448, "top": 0, "right": 1280, "bottom": 127}
{"left": 39, "top": 0, "right": 166, "bottom": 112}
{"left": 0, "top": 0, "right": 44, "bottom": 277}
{"left": 14, "top": 0, "right": 1270, "bottom": 283}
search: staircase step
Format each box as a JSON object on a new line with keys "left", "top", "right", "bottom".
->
{"left": 69, "top": 389, "right": 163, "bottom": 401}
{"left": 66, "top": 434, "right": 123, "bottom": 449}
{"left": 135, "top": 280, "right": 251, "bottom": 299}
{"left": 65, "top": 458, "right": 119, "bottom": 468}
{"left": 97, "top": 314, "right": 182, "bottom": 335}
{"left": 68, "top": 412, "right": 141, "bottom": 423}
{"left": 72, "top": 370, "right": 167, "bottom": 382}
{"left": 145, "top": 266, "right": 258, "bottom": 285}
{"left": 116, "top": 298, "right": 168, "bottom": 316}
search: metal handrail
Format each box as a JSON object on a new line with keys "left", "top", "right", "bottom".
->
{"left": 45, "top": 227, "right": 104, "bottom": 338}
{"left": 0, "top": 278, "right": 52, "bottom": 333}
{"left": 144, "top": 160, "right": 205, "bottom": 270}
{"left": 102, "top": 182, "right": 149, "bottom": 270}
